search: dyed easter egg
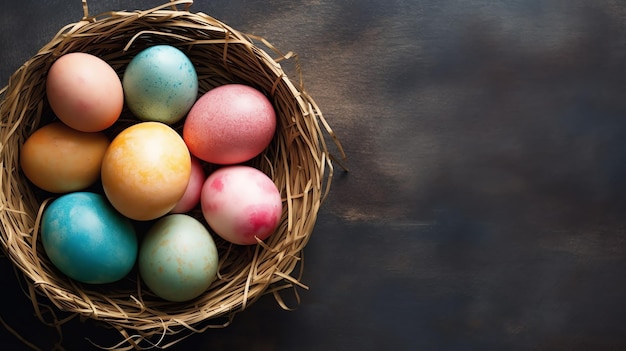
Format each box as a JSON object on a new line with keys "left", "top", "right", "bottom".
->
{"left": 139, "top": 214, "right": 219, "bottom": 302}
{"left": 183, "top": 84, "right": 276, "bottom": 164}
{"left": 41, "top": 192, "right": 137, "bottom": 284}
{"left": 201, "top": 165, "right": 282, "bottom": 245}
{"left": 170, "top": 156, "right": 206, "bottom": 214}
{"left": 46, "top": 52, "right": 123, "bottom": 132}
{"left": 123, "top": 45, "right": 198, "bottom": 124}
{"left": 101, "top": 122, "right": 191, "bottom": 221}
{"left": 20, "top": 122, "right": 110, "bottom": 193}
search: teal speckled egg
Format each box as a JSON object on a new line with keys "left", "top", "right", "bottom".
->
{"left": 123, "top": 45, "right": 198, "bottom": 124}
{"left": 41, "top": 192, "right": 138, "bottom": 284}
{"left": 139, "top": 214, "right": 219, "bottom": 302}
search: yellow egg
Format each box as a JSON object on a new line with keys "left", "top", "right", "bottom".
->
{"left": 101, "top": 122, "right": 191, "bottom": 221}
{"left": 20, "top": 122, "right": 110, "bottom": 193}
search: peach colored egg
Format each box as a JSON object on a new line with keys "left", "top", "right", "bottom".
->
{"left": 20, "top": 122, "right": 110, "bottom": 193}
{"left": 170, "top": 157, "right": 206, "bottom": 214}
{"left": 200, "top": 165, "right": 282, "bottom": 245}
{"left": 101, "top": 122, "right": 191, "bottom": 221}
{"left": 46, "top": 52, "right": 123, "bottom": 132}
{"left": 183, "top": 84, "right": 276, "bottom": 165}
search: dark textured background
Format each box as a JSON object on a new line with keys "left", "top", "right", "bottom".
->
{"left": 2, "top": 1, "right": 626, "bottom": 350}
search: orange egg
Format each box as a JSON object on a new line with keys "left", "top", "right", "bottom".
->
{"left": 20, "top": 122, "right": 110, "bottom": 193}
{"left": 46, "top": 52, "right": 123, "bottom": 132}
{"left": 101, "top": 122, "right": 191, "bottom": 221}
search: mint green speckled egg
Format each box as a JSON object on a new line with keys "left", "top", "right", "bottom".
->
{"left": 123, "top": 45, "right": 198, "bottom": 124}
{"left": 138, "top": 214, "right": 219, "bottom": 302}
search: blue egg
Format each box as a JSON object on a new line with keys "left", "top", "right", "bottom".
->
{"left": 41, "top": 192, "right": 138, "bottom": 284}
{"left": 123, "top": 45, "right": 198, "bottom": 124}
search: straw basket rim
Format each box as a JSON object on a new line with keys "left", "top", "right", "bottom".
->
{"left": 0, "top": 0, "right": 345, "bottom": 349}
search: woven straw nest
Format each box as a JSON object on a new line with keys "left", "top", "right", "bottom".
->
{"left": 0, "top": 0, "right": 344, "bottom": 349}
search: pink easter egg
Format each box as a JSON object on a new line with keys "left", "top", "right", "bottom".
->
{"left": 200, "top": 165, "right": 282, "bottom": 245}
{"left": 183, "top": 84, "right": 276, "bottom": 165}
{"left": 171, "top": 157, "right": 206, "bottom": 214}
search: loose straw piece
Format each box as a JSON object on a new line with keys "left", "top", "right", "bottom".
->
{"left": 0, "top": 1, "right": 345, "bottom": 350}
